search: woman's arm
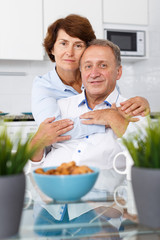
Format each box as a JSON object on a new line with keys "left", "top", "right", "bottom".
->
{"left": 120, "top": 96, "right": 150, "bottom": 117}
{"left": 80, "top": 105, "right": 139, "bottom": 137}
{"left": 31, "top": 76, "right": 105, "bottom": 139}
{"left": 29, "top": 117, "right": 73, "bottom": 162}
{"left": 32, "top": 76, "right": 149, "bottom": 139}
{"left": 31, "top": 76, "right": 61, "bottom": 125}
{"left": 79, "top": 109, "right": 126, "bottom": 137}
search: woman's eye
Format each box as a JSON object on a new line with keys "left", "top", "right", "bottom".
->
{"left": 74, "top": 43, "right": 85, "bottom": 49}
{"left": 75, "top": 44, "right": 82, "bottom": 49}
{"left": 59, "top": 41, "right": 68, "bottom": 47}
{"left": 61, "top": 42, "right": 66, "bottom": 46}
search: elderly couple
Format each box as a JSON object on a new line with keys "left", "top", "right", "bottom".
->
{"left": 30, "top": 14, "right": 149, "bottom": 177}
{"left": 30, "top": 15, "right": 149, "bottom": 235}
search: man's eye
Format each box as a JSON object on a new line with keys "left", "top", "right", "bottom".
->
{"left": 101, "top": 64, "right": 107, "bottom": 68}
{"left": 85, "top": 65, "right": 91, "bottom": 69}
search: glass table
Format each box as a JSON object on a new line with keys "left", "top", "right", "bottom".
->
{"left": 10, "top": 173, "right": 160, "bottom": 239}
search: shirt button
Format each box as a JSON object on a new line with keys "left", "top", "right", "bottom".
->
{"left": 78, "top": 150, "right": 81, "bottom": 153}
{"left": 86, "top": 135, "right": 89, "bottom": 138}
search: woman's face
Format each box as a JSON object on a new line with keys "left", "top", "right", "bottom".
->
{"left": 51, "top": 29, "right": 86, "bottom": 72}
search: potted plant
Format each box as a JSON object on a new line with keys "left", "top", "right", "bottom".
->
{"left": 122, "top": 117, "right": 160, "bottom": 229}
{"left": 0, "top": 127, "right": 37, "bottom": 239}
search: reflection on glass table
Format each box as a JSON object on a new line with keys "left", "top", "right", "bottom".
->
{"left": 12, "top": 172, "right": 160, "bottom": 239}
{"left": 33, "top": 202, "right": 122, "bottom": 238}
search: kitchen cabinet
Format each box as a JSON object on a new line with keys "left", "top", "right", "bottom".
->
{"left": 44, "top": 0, "right": 103, "bottom": 38}
{"left": 0, "top": 0, "right": 44, "bottom": 60}
{"left": 103, "top": 0, "right": 148, "bottom": 25}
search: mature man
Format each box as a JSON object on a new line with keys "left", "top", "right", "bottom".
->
{"left": 30, "top": 39, "right": 145, "bottom": 174}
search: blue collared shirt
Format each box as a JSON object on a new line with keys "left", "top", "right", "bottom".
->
{"left": 31, "top": 64, "right": 105, "bottom": 139}
{"left": 78, "top": 91, "right": 112, "bottom": 110}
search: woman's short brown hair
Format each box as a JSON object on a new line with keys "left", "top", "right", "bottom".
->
{"left": 43, "top": 14, "right": 96, "bottom": 62}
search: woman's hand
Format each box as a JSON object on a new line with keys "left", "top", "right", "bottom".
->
{"left": 80, "top": 109, "right": 127, "bottom": 137}
{"left": 29, "top": 117, "right": 74, "bottom": 162}
{"left": 120, "top": 97, "right": 150, "bottom": 117}
{"left": 80, "top": 105, "right": 139, "bottom": 126}
{"left": 34, "top": 117, "right": 74, "bottom": 147}
{"left": 80, "top": 109, "right": 111, "bottom": 126}
{"left": 80, "top": 105, "right": 139, "bottom": 137}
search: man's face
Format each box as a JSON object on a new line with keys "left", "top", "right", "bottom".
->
{"left": 80, "top": 45, "right": 122, "bottom": 100}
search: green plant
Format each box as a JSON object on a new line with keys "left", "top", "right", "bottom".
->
{"left": 0, "top": 127, "right": 37, "bottom": 175}
{"left": 122, "top": 117, "right": 160, "bottom": 169}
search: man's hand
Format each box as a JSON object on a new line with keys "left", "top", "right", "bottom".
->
{"left": 120, "top": 97, "right": 150, "bottom": 117}
{"left": 29, "top": 117, "right": 74, "bottom": 162}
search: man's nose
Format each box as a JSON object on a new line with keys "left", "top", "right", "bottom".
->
{"left": 90, "top": 67, "right": 100, "bottom": 78}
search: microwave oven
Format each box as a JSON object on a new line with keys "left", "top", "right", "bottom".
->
{"left": 104, "top": 29, "right": 145, "bottom": 57}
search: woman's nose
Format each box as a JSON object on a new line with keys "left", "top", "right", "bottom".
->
{"left": 66, "top": 46, "right": 74, "bottom": 56}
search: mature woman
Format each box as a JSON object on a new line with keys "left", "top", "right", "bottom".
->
{"left": 31, "top": 14, "right": 150, "bottom": 145}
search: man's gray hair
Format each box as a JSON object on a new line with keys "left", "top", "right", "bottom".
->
{"left": 87, "top": 39, "right": 121, "bottom": 66}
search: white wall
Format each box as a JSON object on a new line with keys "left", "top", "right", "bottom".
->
{"left": 118, "top": 0, "right": 160, "bottom": 113}
{"left": 0, "top": 0, "right": 160, "bottom": 114}
{"left": 0, "top": 59, "right": 52, "bottom": 114}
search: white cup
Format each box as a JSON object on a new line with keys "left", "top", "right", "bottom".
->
{"left": 114, "top": 181, "right": 137, "bottom": 215}
{"left": 113, "top": 151, "right": 134, "bottom": 180}
{"left": 24, "top": 189, "right": 32, "bottom": 209}
{"left": 24, "top": 161, "right": 31, "bottom": 175}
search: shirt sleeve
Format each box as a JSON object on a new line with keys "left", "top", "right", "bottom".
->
{"left": 60, "top": 117, "right": 105, "bottom": 139}
{"left": 123, "top": 116, "right": 149, "bottom": 140}
{"left": 31, "top": 76, "right": 61, "bottom": 125}
{"left": 29, "top": 155, "right": 45, "bottom": 169}
{"left": 32, "top": 76, "right": 105, "bottom": 138}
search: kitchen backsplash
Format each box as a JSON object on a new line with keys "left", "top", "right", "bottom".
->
{"left": 0, "top": 0, "right": 160, "bottom": 114}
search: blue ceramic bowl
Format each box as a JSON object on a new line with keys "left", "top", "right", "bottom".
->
{"left": 33, "top": 166, "right": 99, "bottom": 202}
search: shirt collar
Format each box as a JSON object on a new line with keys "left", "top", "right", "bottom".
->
{"left": 104, "top": 88, "right": 120, "bottom": 105}
{"left": 78, "top": 88, "right": 119, "bottom": 109}
{"left": 78, "top": 90, "right": 91, "bottom": 109}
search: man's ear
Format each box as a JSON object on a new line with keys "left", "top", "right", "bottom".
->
{"left": 117, "top": 65, "right": 122, "bottom": 80}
